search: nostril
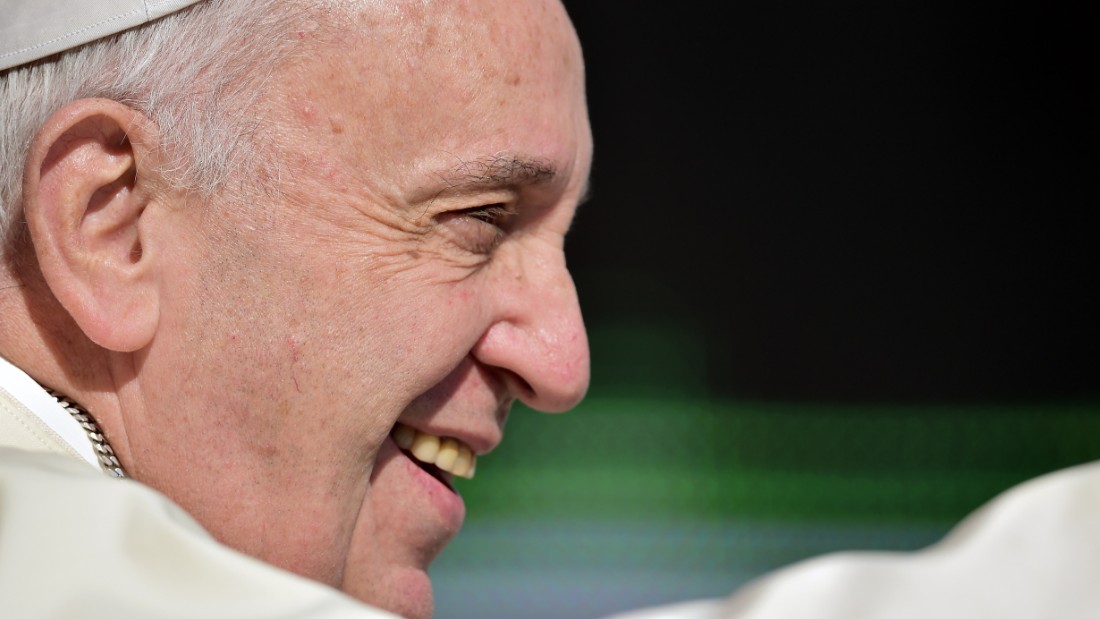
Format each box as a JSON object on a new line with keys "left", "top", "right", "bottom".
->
{"left": 498, "top": 365, "right": 577, "bottom": 413}
{"left": 504, "top": 369, "right": 536, "bottom": 403}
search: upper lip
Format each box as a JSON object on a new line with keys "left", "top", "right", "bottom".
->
{"left": 396, "top": 408, "right": 507, "bottom": 457}
{"left": 395, "top": 358, "right": 513, "bottom": 456}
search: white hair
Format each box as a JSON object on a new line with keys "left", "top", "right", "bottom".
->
{"left": 0, "top": 0, "right": 333, "bottom": 251}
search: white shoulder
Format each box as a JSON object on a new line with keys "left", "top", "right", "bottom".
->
{"left": 595, "top": 462, "right": 1100, "bottom": 619}
{"left": 717, "top": 461, "right": 1100, "bottom": 619}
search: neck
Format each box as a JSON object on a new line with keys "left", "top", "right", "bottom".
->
{"left": 0, "top": 262, "right": 135, "bottom": 476}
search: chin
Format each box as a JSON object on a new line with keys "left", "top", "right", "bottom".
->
{"left": 339, "top": 433, "right": 468, "bottom": 618}
{"left": 345, "top": 567, "right": 435, "bottom": 619}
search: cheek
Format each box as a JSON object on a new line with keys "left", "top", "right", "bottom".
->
{"left": 309, "top": 264, "right": 488, "bottom": 396}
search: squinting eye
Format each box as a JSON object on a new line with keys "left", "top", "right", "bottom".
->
{"left": 437, "top": 204, "right": 517, "bottom": 254}
{"left": 460, "top": 204, "right": 514, "bottom": 227}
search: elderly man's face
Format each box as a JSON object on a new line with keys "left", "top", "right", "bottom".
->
{"left": 127, "top": 1, "right": 590, "bottom": 617}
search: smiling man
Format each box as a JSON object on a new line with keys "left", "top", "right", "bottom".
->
{"left": 0, "top": 0, "right": 589, "bottom": 617}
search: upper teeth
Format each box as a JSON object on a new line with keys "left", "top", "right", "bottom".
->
{"left": 392, "top": 423, "right": 476, "bottom": 479}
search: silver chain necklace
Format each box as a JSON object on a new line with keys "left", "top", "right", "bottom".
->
{"left": 46, "top": 389, "right": 127, "bottom": 479}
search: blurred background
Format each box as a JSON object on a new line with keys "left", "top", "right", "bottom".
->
{"left": 435, "top": 2, "right": 1098, "bottom": 617}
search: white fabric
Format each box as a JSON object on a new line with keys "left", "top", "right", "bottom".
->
{"left": 605, "top": 460, "right": 1100, "bottom": 619}
{"left": 0, "top": 355, "right": 99, "bottom": 468}
{"left": 0, "top": 0, "right": 205, "bottom": 71}
{"left": 602, "top": 599, "right": 726, "bottom": 619}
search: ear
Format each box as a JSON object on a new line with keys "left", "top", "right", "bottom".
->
{"left": 22, "top": 98, "right": 162, "bottom": 352}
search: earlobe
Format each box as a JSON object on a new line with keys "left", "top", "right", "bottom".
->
{"left": 22, "top": 98, "right": 162, "bottom": 353}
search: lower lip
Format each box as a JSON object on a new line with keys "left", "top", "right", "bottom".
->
{"left": 381, "top": 437, "right": 466, "bottom": 530}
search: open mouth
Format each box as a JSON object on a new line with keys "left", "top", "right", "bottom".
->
{"left": 391, "top": 423, "right": 477, "bottom": 492}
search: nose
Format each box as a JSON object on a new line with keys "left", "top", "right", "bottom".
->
{"left": 472, "top": 243, "right": 590, "bottom": 413}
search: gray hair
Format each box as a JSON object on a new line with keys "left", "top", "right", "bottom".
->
{"left": 0, "top": 0, "right": 329, "bottom": 252}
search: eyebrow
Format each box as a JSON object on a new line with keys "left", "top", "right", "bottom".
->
{"left": 439, "top": 154, "right": 559, "bottom": 192}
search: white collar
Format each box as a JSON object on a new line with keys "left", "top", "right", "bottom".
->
{"left": 0, "top": 355, "right": 100, "bottom": 469}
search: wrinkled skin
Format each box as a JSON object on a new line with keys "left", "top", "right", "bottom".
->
{"left": 119, "top": 1, "right": 591, "bottom": 617}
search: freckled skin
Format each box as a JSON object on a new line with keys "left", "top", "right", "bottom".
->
{"left": 118, "top": 1, "right": 592, "bottom": 618}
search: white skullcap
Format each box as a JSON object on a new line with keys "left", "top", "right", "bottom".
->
{"left": 0, "top": 0, "right": 207, "bottom": 72}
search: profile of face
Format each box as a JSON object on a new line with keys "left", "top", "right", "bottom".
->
{"left": 122, "top": 0, "right": 591, "bottom": 617}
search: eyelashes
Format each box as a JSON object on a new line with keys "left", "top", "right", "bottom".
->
{"left": 436, "top": 203, "right": 517, "bottom": 255}
{"left": 462, "top": 204, "right": 513, "bottom": 226}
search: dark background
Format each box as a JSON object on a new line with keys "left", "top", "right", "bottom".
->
{"left": 436, "top": 4, "right": 1097, "bottom": 618}
{"left": 561, "top": 1, "right": 1097, "bottom": 404}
